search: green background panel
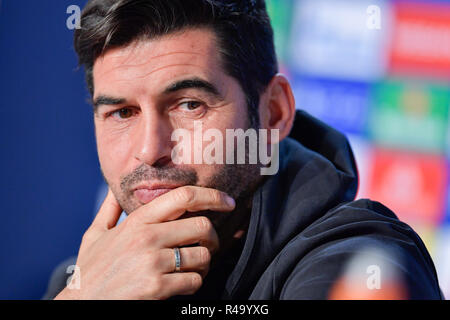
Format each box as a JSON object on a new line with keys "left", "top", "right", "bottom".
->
{"left": 369, "top": 80, "right": 450, "bottom": 153}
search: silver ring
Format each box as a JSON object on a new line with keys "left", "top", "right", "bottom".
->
{"left": 174, "top": 247, "right": 181, "bottom": 272}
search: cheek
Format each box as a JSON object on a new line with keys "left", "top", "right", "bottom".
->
{"left": 193, "top": 163, "right": 221, "bottom": 183}
{"left": 227, "top": 105, "right": 250, "bottom": 131}
{"left": 96, "top": 126, "right": 133, "bottom": 180}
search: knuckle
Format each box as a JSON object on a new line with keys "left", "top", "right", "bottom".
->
{"left": 137, "top": 224, "right": 157, "bottom": 244}
{"left": 190, "top": 273, "right": 203, "bottom": 291}
{"left": 195, "top": 216, "right": 212, "bottom": 234}
{"left": 146, "top": 252, "right": 159, "bottom": 269}
{"left": 175, "top": 187, "right": 195, "bottom": 205}
{"left": 144, "top": 230, "right": 158, "bottom": 245}
{"left": 209, "top": 189, "right": 222, "bottom": 204}
{"left": 148, "top": 276, "right": 164, "bottom": 294}
{"left": 199, "top": 247, "right": 211, "bottom": 265}
{"left": 130, "top": 229, "right": 156, "bottom": 250}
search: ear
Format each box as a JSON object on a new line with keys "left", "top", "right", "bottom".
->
{"left": 259, "top": 74, "right": 296, "bottom": 143}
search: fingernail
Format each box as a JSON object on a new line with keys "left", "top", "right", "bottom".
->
{"left": 225, "top": 195, "right": 236, "bottom": 207}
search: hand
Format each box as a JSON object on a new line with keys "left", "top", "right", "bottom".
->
{"left": 54, "top": 186, "right": 235, "bottom": 300}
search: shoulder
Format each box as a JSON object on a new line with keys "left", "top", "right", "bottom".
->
{"left": 277, "top": 199, "right": 443, "bottom": 299}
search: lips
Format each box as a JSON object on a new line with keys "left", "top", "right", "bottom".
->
{"left": 134, "top": 188, "right": 174, "bottom": 204}
{"left": 133, "top": 184, "right": 182, "bottom": 204}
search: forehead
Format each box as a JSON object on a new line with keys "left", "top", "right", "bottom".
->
{"left": 92, "top": 28, "right": 226, "bottom": 97}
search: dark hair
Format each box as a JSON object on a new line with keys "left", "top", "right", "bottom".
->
{"left": 74, "top": 0, "right": 278, "bottom": 127}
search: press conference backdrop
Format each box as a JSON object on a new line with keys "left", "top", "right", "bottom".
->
{"left": 267, "top": 0, "right": 450, "bottom": 298}
{"left": 0, "top": 0, "right": 449, "bottom": 299}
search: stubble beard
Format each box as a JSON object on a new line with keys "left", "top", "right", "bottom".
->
{"left": 104, "top": 148, "right": 264, "bottom": 238}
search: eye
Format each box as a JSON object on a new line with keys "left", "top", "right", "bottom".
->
{"left": 111, "top": 107, "right": 136, "bottom": 119}
{"left": 178, "top": 101, "right": 203, "bottom": 111}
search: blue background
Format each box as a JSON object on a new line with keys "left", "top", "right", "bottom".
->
{"left": 0, "top": 0, "right": 101, "bottom": 299}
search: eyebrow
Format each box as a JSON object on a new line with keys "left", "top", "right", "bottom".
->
{"left": 93, "top": 96, "right": 127, "bottom": 112}
{"left": 163, "top": 77, "right": 223, "bottom": 99}
{"left": 92, "top": 77, "right": 223, "bottom": 112}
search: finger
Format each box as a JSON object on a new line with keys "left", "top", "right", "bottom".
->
{"left": 157, "top": 247, "right": 211, "bottom": 277}
{"left": 134, "top": 186, "right": 235, "bottom": 224}
{"left": 155, "top": 216, "right": 219, "bottom": 253}
{"left": 158, "top": 272, "right": 203, "bottom": 298}
{"left": 92, "top": 188, "right": 123, "bottom": 229}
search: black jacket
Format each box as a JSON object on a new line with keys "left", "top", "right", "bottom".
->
{"left": 44, "top": 110, "right": 443, "bottom": 300}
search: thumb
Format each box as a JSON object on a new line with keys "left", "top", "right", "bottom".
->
{"left": 92, "top": 188, "right": 123, "bottom": 230}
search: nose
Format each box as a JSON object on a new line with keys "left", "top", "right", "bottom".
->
{"left": 133, "top": 110, "right": 173, "bottom": 167}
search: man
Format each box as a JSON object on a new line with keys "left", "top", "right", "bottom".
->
{"left": 46, "top": 0, "right": 442, "bottom": 299}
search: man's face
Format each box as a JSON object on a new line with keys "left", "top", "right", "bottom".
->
{"left": 92, "top": 28, "right": 261, "bottom": 226}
